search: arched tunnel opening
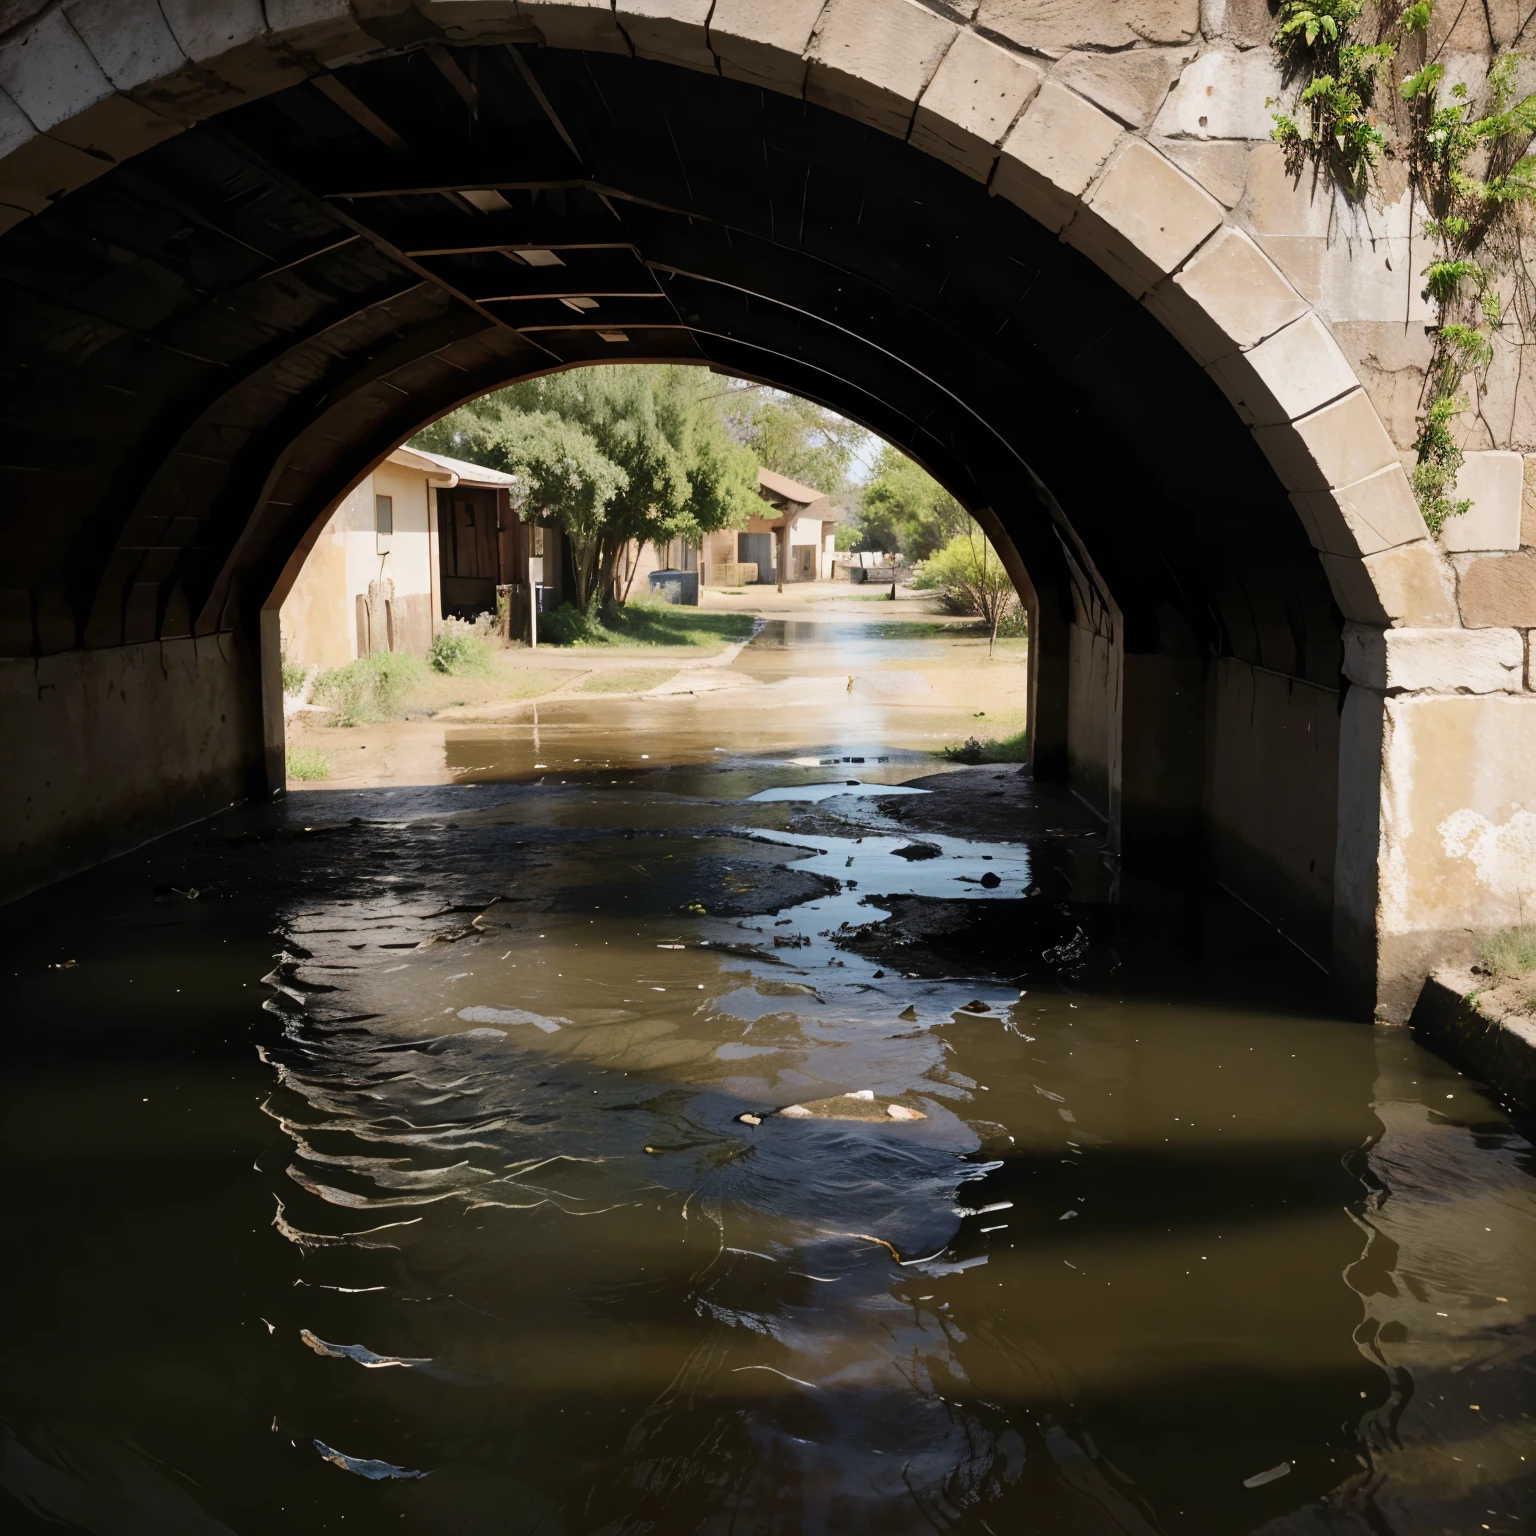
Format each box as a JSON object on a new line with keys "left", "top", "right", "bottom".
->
{"left": 3, "top": 41, "right": 1344, "bottom": 966}
{"left": 3, "top": 28, "right": 1532, "bottom": 1536}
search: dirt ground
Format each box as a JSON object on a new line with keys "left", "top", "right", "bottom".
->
{"left": 285, "top": 586, "right": 1029, "bottom": 790}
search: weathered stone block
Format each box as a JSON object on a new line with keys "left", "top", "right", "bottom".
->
{"left": 1148, "top": 225, "right": 1308, "bottom": 365}
{"left": 1200, "top": 0, "right": 1278, "bottom": 47}
{"left": 47, "top": 90, "right": 183, "bottom": 164}
{"left": 156, "top": 0, "right": 268, "bottom": 63}
{"left": 1154, "top": 136, "right": 1252, "bottom": 207}
{"left": 0, "top": 8, "right": 115, "bottom": 133}
{"left": 709, "top": 0, "right": 823, "bottom": 94}
{"left": 516, "top": 0, "right": 631, "bottom": 53}
{"left": 911, "top": 30, "right": 1041, "bottom": 181}
{"left": 1320, "top": 542, "right": 1457, "bottom": 626}
{"left": 1440, "top": 450, "right": 1523, "bottom": 552}
{"left": 1050, "top": 46, "right": 1189, "bottom": 131}
{"left": 976, "top": 0, "right": 1199, "bottom": 54}
{"left": 1064, "top": 138, "right": 1224, "bottom": 298}
{"left": 806, "top": 0, "right": 956, "bottom": 139}
{"left": 1456, "top": 548, "right": 1536, "bottom": 628}
{"left": 1206, "top": 311, "right": 1358, "bottom": 426}
{"left": 617, "top": 1, "right": 716, "bottom": 73}
{"left": 1525, "top": 455, "right": 1536, "bottom": 546}
{"left": 1252, "top": 388, "right": 1399, "bottom": 493}
{"left": 1342, "top": 623, "right": 1523, "bottom": 693}
{"left": 1291, "top": 463, "right": 1425, "bottom": 559}
{"left": 425, "top": 3, "right": 539, "bottom": 45}
{"left": 1152, "top": 46, "right": 1283, "bottom": 140}
{"left": 64, "top": 0, "right": 187, "bottom": 93}
{"left": 992, "top": 81, "right": 1122, "bottom": 233}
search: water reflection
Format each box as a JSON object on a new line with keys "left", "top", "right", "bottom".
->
{"left": 0, "top": 616, "right": 1530, "bottom": 1535}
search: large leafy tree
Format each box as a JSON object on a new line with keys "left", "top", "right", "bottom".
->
{"left": 857, "top": 444, "right": 969, "bottom": 558}
{"left": 412, "top": 365, "right": 759, "bottom": 609}
{"left": 720, "top": 385, "right": 870, "bottom": 496}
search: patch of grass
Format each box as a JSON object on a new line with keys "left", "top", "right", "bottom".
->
{"left": 429, "top": 617, "right": 495, "bottom": 675}
{"left": 1481, "top": 926, "right": 1536, "bottom": 980}
{"left": 542, "top": 600, "right": 754, "bottom": 651}
{"left": 578, "top": 667, "right": 679, "bottom": 694}
{"left": 314, "top": 651, "right": 425, "bottom": 725}
{"left": 939, "top": 728, "right": 1030, "bottom": 765}
{"left": 285, "top": 745, "right": 331, "bottom": 781}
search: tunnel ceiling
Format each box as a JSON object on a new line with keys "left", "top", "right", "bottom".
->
{"left": 0, "top": 43, "right": 1341, "bottom": 687}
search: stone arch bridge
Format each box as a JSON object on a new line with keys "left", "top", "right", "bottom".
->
{"left": 0, "top": 0, "right": 1532, "bottom": 1019}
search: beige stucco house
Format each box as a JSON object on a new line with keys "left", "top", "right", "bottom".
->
{"left": 280, "top": 447, "right": 526, "bottom": 671}
{"left": 625, "top": 467, "right": 840, "bottom": 593}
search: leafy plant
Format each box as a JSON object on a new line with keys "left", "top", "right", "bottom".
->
{"left": 1400, "top": 44, "right": 1536, "bottom": 530}
{"left": 911, "top": 526, "right": 1022, "bottom": 654}
{"left": 313, "top": 651, "right": 424, "bottom": 725}
{"left": 940, "top": 729, "right": 1029, "bottom": 765}
{"left": 429, "top": 616, "right": 494, "bottom": 675}
{"left": 285, "top": 746, "right": 331, "bottom": 781}
{"left": 280, "top": 651, "right": 307, "bottom": 695}
{"left": 1270, "top": 0, "right": 1394, "bottom": 197}
{"left": 1480, "top": 925, "right": 1536, "bottom": 978}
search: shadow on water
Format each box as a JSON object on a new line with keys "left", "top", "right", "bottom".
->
{"left": 1, "top": 615, "right": 1532, "bottom": 1535}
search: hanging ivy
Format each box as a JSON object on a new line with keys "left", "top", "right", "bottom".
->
{"left": 1269, "top": 1, "right": 1536, "bottom": 533}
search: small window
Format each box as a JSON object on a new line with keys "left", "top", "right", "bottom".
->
{"left": 375, "top": 494, "right": 393, "bottom": 535}
{"left": 532, "top": 525, "right": 545, "bottom": 558}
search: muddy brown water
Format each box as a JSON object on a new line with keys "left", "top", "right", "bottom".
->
{"left": 2, "top": 614, "right": 1532, "bottom": 1535}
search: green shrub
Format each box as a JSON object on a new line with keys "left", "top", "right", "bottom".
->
{"left": 429, "top": 616, "right": 494, "bottom": 674}
{"left": 541, "top": 601, "right": 607, "bottom": 646}
{"left": 314, "top": 650, "right": 424, "bottom": 725}
{"left": 285, "top": 746, "right": 330, "bottom": 781}
{"left": 1481, "top": 926, "right": 1536, "bottom": 980}
{"left": 939, "top": 729, "right": 1029, "bottom": 765}
{"left": 280, "top": 655, "right": 306, "bottom": 694}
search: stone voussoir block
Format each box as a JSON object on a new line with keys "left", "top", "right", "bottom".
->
{"left": 1063, "top": 137, "right": 1224, "bottom": 299}
{"left": 1252, "top": 388, "right": 1399, "bottom": 494}
{"left": 708, "top": 0, "right": 823, "bottom": 94}
{"left": 1342, "top": 623, "right": 1523, "bottom": 693}
{"left": 1290, "top": 463, "right": 1425, "bottom": 559}
{"left": 617, "top": 1, "right": 717, "bottom": 73}
{"left": 806, "top": 0, "right": 957, "bottom": 140}
{"left": 0, "top": 7, "right": 117, "bottom": 134}
{"left": 1204, "top": 311, "right": 1359, "bottom": 427}
{"left": 1146, "top": 223, "right": 1308, "bottom": 366}
{"left": 1320, "top": 541, "right": 1458, "bottom": 627}
{"left": 911, "top": 29, "right": 1042, "bottom": 182}
{"left": 63, "top": 0, "right": 189, "bottom": 95}
{"left": 1439, "top": 450, "right": 1524, "bottom": 553}
{"left": 991, "top": 80, "right": 1123, "bottom": 234}
{"left": 516, "top": 0, "right": 632, "bottom": 53}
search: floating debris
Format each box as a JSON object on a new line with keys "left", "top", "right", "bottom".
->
{"left": 772, "top": 1095, "right": 926, "bottom": 1123}
{"left": 313, "top": 1440, "right": 425, "bottom": 1480}
{"left": 1242, "top": 1463, "right": 1291, "bottom": 1489}
{"left": 737, "top": 1113, "right": 762, "bottom": 1127}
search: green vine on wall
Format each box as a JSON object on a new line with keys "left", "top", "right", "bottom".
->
{"left": 1269, "top": 0, "right": 1536, "bottom": 533}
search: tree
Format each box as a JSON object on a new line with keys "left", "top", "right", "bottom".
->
{"left": 857, "top": 444, "right": 969, "bottom": 558}
{"left": 720, "top": 385, "right": 870, "bottom": 496}
{"left": 915, "top": 525, "right": 1021, "bottom": 655}
{"left": 412, "top": 366, "right": 759, "bottom": 610}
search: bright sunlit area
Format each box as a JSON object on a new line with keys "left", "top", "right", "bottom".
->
{"left": 276, "top": 365, "right": 1029, "bottom": 789}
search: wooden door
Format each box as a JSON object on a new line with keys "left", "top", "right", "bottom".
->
{"left": 438, "top": 487, "right": 500, "bottom": 618}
